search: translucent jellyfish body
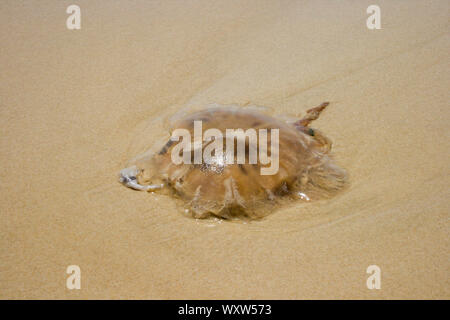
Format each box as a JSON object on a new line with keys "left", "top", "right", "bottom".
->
{"left": 120, "top": 103, "right": 347, "bottom": 219}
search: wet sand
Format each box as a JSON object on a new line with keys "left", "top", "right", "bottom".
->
{"left": 0, "top": 0, "right": 449, "bottom": 299}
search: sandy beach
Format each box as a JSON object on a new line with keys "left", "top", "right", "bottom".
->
{"left": 1, "top": 0, "right": 449, "bottom": 299}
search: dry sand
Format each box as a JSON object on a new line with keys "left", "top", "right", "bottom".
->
{"left": 0, "top": 0, "right": 449, "bottom": 299}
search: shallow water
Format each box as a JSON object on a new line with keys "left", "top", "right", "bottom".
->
{"left": 0, "top": 0, "right": 448, "bottom": 298}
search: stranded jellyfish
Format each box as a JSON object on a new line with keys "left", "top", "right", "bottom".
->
{"left": 119, "top": 103, "right": 347, "bottom": 219}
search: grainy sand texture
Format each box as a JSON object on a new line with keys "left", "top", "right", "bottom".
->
{"left": 1, "top": 0, "right": 449, "bottom": 299}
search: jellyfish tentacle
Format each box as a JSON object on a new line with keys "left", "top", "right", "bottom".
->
{"left": 119, "top": 166, "right": 164, "bottom": 191}
{"left": 295, "top": 102, "right": 332, "bottom": 153}
{"left": 297, "top": 102, "right": 329, "bottom": 127}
